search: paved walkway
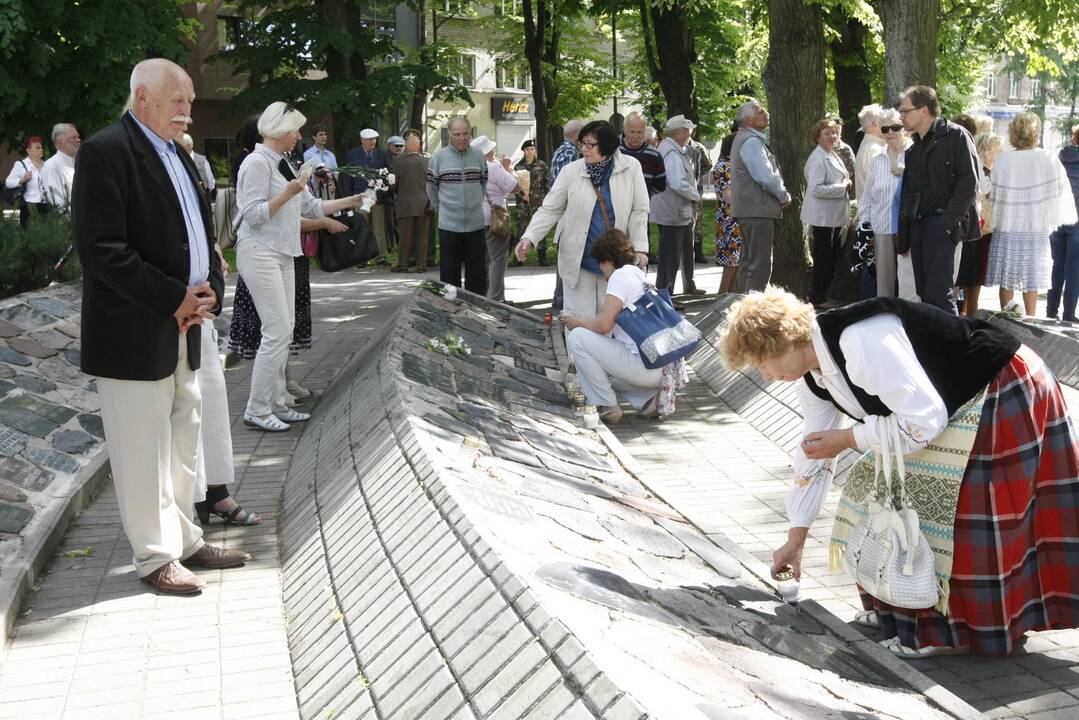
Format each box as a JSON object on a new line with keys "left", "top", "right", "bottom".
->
{"left": 0, "top": 267, "right": 418, "bottom": 720}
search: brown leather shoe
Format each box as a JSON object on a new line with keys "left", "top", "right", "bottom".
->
{"left": 141, "top": 561, "right": 206, "bottom": 595}
{"left": 182, "top": 544, "right": 251, "bottom": 570}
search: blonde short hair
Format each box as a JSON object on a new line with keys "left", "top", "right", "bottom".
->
{"left": 258, "top": 101, "right": 306, "bottom": 139}
{"left": 1007, "top": 111, "right": 1040, "bottom": 150}
{"left": 719, "top": 286, "right": 815, "bottom": 370}
{"left": 975, "top": 132, "right": 1003, "bottom": 166}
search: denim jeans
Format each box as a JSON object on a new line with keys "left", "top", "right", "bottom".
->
{"left": 1048, "top": 223, "right": 1079, "bottom": 320}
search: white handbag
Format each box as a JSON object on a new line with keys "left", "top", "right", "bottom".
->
{"left": 842, "top": 416, "right": 939, "bottom": 609}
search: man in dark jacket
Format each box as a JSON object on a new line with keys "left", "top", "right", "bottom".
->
{"left": 897, "top": 85, "right": 980, "bottom": 315}
{"left": 73, "top": 58, "right": 247, "bottom": 596}
{"left": 342, "top": 128, "right": 391, "bottom": 265}
{"left": 1050, "top": 125, "right": 1079, "bottom": 321}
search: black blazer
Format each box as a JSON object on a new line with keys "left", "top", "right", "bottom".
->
{"left": 73, "top": 113, "right": 223, "bottom": 381}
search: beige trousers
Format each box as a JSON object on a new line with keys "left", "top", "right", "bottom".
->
{"left": 96, "top": 334, "right": 204, "bottom": 577}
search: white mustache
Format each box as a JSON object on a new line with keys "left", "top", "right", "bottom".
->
{"left": 172, "top": 115, "right": 193, "bottom": 124}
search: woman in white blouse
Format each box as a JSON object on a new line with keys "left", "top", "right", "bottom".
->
{"left": 236, "top": 102, "right": 366, "bottom": 432}
{"left": 4, "top": 135, "right": 47, "bottom": 228}
{"left": 856, "top": 111, "right": 909, "bottom": 297}
{"left": 720, "top": 287, "right": 1079, "bottom": 659}
{"left": 800, "top": 119, "right": 852, "bottom": 305}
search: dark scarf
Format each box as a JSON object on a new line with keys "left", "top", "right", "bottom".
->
{"left": 585, "top": 154, "right": 614, "bottom": 186}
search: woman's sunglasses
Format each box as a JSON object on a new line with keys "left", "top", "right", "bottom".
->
{"left": 881, "top": 125, "right": 903, "bottom": 134}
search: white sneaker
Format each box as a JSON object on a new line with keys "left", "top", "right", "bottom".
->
{"left": 243, "top": 412, "right": 290, "bottom": 432}
{"left": 274, "top": 408, "right": 311, "bottom": 423}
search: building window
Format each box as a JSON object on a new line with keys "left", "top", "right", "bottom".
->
{"left": 985, "top": 73, "right": 996, "bottom": 99}
{"left": 218, "top": 16, "right": 243, "bottom": 51}
{"left": 496, "top": 60, "right": 530, "bottom": 91}
{"left": 360, "top": 0, "right": 396, "bottom": 38}
{"left": 1031, "top": 78, "right": 1041, "bottom": 97}
{"left": 1009, "top": 73, "right": 1021, "bottom": 100}
{"left": 495, "top": 0, "right": 520, "bottom": 15}
{"left": 448, "top": 54, "right": 475, "bottom": 88}
{"left": 443, "top": 0, "right": 470, "bottom": 14}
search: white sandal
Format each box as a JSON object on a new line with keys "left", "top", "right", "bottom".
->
{"left": 879, "top": 636, "right": 969, "bottom": 659}
{"left": 243, "top": 412, "right": 290, "bottom": 432}
{"left": 852, "top": 609, "right": 880, "bottom": 630}
{"left": 274, "top": 408, "right": 311, "bottom": 423}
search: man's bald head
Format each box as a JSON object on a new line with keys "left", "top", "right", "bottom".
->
{"left": 622, "top": 112, "right": 647, "bottom": 149}
{"left": 128, "top": 58, "right": 195, "bottom": 141}
{"left": 179, "top": 133, "right": 194, "bottom": 154}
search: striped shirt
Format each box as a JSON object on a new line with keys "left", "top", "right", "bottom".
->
{"left": 858, "top": 150, "right": 904, "bottom": 235}
{"left": 426, "top": 145, "right": 488, "bottom": 232}
{"left": 550, "top": 141, "right": 580, "bottom": 183}
{"left": 619, "top": 141, "right": 667, "bottom": 197}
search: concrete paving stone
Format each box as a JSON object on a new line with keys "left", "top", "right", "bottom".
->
{"left": 374, "top": 654, "right": 457, "bottom": 719}
{"left": 441, "top": 603, "right": 521, "bottom": 661}
{"left": 0, "top": 697, "right": 67, "bottom": 720}
{"left": 1007, "top": 689, "right": 1079, "bottom": 714}
{"left": 469, "top": 638, "right": 553, "bottom": 716}
{"left": 599, "top": 694, "right": 647, "bottom": 720}
{"left": 292, "top": 629, "right": 354, "bottom": 689}
{"left": 1026, "top": 707, "right": 1079, "bottom": 720}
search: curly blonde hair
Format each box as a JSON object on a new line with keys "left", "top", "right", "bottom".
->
{"left": 719, "top": 286, "right": 816, "bottom": 370}
{"left": 1008, "top": 112, "right": 1041, "bottom": 150}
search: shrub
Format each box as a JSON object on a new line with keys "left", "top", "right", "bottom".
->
{"left": 0, "top": 212, "right": 81, "bottom": 299}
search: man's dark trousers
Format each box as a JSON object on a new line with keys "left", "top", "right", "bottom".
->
{"left": 656, "top": 224, "right": 691, "bottom": 295}
{"left": 439, "top": 228, "right": 488, "bottom": 295}
{"left": 910, "top": 214, "right": 958, "bottom": 315}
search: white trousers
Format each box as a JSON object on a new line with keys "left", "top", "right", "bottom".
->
{"left": 567, "top": 327, "right": 663, "bottom": 409}
{"left": 97, "top": 334, "right": 204, "bottom": 577}
{"left": 195, "top": 323, "right": 234, "bottom": 501}
{"left": 897, "top": 253, "right": 919, "bottom": 301}
{"left": 237, "top": 240, "right": 295, "bottom": 418}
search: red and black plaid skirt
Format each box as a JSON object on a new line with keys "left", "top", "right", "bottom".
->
{"left": 863, "top": 345, "right": 1079, "bottom": 655}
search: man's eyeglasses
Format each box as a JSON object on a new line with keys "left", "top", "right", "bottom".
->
{"left": 897, "top": 106, "right": 919, "bottom": 115}
{"left": 881, "top": 125, "right": 903, "bottom": 133}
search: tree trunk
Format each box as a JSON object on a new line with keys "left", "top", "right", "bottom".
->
{"left": 878, "top": 0, "right": 940, "bottom": 106}
{"left": 409, "top": 1, "right": 429, "bottom": 131}
{"left": 763, "top": 0, "right": 826, "bottom": 297}
{"left": 319, "top": 0, "right": 359, "bottom": 155}
{"left": 523, "top": 0, "right": 559, "bottom": 161}
{"left": 646, "top": 0, "right": 698, "bottom": 124}
{"left": 829, "top": 14, "right": 873, "bottom": 150}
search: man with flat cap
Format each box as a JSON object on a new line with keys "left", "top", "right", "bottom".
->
{"left": 73, "top": 58, "right": 249, "bottom": 595}
{"left": 343, "top": 127, "right": 391, "bottom": 265}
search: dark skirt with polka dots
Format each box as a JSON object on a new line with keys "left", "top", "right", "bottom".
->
{"left": 228, "top": 256, "right": 313, "bottom": 359}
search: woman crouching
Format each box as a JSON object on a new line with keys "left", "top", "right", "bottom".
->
{"left": 719, "top": 286, "right": 1079, "bottom": 658}
{"left": 562, "top": 229, "right": 687, "bottom": 424}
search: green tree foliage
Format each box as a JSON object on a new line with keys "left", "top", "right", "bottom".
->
{"left": 0, "top": 0, "right": 194, "bottom": 150}
{"left": 214, "top": 0, "right": 472, "bottom": 153}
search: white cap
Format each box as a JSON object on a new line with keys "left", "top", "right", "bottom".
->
{"left": 360, "top": 128, "right": 379, "bottom": 139}
{"left": 665, "top": 114, "right": 696, "bottom": 131}
{"left": 470, "top": 135, "right": 497, "bottom": 156}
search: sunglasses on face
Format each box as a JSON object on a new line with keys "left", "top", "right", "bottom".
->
{"left": 881, "top": 125, "right": 903, "bottom": 133}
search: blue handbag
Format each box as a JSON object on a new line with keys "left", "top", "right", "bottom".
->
{"left": 615, "top": 286, "right": 702, "bottom": 369}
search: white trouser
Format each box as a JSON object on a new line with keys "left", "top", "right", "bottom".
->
{"left": 195, "top": 323, "right": 234, "bottom": 501}
{"left": 567, "top": 327, "right": 663, "bottom": 409}
{"left": 897, "top": 252, "right": 919, "bottom": 301}
{"left": 96, "top": 334, "right": 204, "bottom": 577}
{"left": 237, "top": 240, "right": 295, "bottom": 418}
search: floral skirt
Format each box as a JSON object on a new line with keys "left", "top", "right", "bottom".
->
{"left": 862, "top": 346, "right": 1079, "bottom": 655}
{"left": 714, "top": 212, "right": 742, "bottom": 267}
{"left": 228, "top": 256, "right": 313, "bottom": 359}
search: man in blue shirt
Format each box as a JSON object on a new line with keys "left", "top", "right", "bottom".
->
{"left": 302, "top": 124, "right": 338, "bottom": 172}
{"left": 550, "top": 119, "right": 583, "bottom": 183}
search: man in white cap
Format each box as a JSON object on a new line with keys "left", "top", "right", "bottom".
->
{"left": 343, "top": 127, "right": 391, "bottom": 265}
{"left": 652, "top": 114, "right": 701, "bottom": 299}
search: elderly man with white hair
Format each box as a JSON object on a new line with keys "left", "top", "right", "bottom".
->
{"left": 40, "top": 122, "right": 80, "bottom": 211}
{"left": 551, "top": 119, "right": 585, "bottom": 183}
{"left": 729, "top": 100, "right": 791, "bottom": 292}
{"left": 236, "top": 102, "right": 367, "bottom": 432}
{"left": 72, "top": 58, "right": 246, "bottom": 595}
{"left": 854, "top": 104, "right": 887, "bottom": 201}
{"left": 178, "top": 133, "right": 216, "bottom": 202}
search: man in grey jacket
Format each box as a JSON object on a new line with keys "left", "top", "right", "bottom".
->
{"left": 730, "top": 101, "right": 791, "bottom": 292}
{"left": 652, "top": 115, "right": 702, "bottom": 296}
{"left": 426, "top": 116, "right": 489, "bottom": 295}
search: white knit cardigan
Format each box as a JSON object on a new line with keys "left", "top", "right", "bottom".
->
{"left": 990, "top": 148, "right": 1077, "bottom": 233}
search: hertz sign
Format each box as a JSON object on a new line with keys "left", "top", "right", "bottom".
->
{"left": 491, "top": 96, "right": 535, "bottom": 121}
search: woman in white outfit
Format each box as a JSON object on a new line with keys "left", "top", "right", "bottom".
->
{"left": 563, "top": 229, "right": 675, "bottom": 424}
{"left": 857, "top": 109, "right": 909, "bottom": 297}
{"left": 236, "top": 102, "right": 366, "bottom": 431}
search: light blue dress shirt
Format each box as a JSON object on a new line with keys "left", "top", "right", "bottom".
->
{"left": 738, "top": 127, "right": 791, "bottom": 205}
{"left": 129, "top": 112, "right": 209, "bottom": 286}
{"left": 303, "top": 145, "right": 338, "bottom": 170}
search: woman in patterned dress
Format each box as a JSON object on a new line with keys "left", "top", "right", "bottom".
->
{"left": 712, "top": 133, "right": 742, "bottom": 294}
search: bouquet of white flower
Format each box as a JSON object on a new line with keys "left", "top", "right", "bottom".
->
{"left": 426, "top": 333, "right": 472, "bottom": 356}
{"left": 337, "top": 164, "right": 396, "bottom": 192}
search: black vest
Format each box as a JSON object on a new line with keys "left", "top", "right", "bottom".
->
{"left": 803, "top": 298, "right": 1020, "bottom": 421}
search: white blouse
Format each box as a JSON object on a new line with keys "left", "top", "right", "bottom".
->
{"left": 236, "top": 144, "right": 324, "bottom": 257}
{"left": 786, "top": 314, "right": 949, "bottom": 528}
{"left": 4, "top": 158, "right": 45, "bottom": 203}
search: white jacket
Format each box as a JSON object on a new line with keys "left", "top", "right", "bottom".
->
{"left": 800, "top": 145, "right": 851, "bottom": 228}
{"left": 650, "top": 137, "right": 700, "bottom": 226}
{"left": 522, "top": 150, "right": 650, "bottom": 288}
